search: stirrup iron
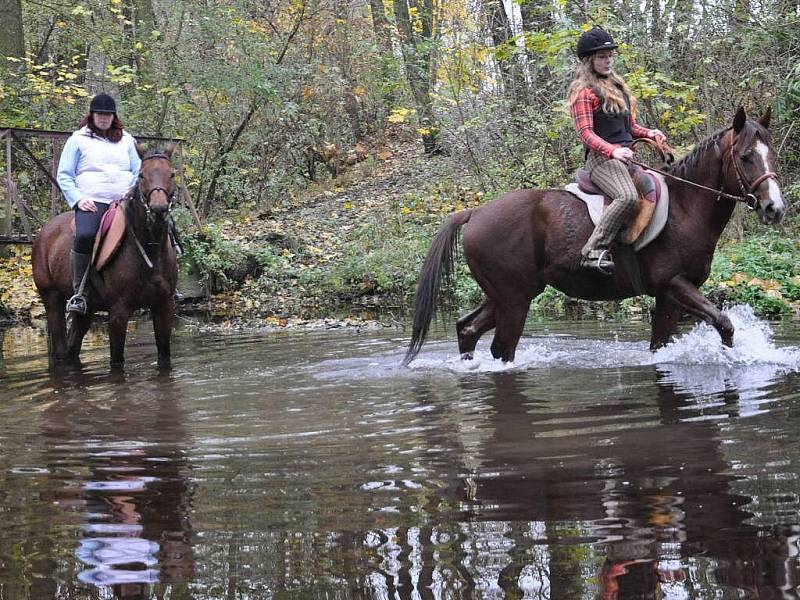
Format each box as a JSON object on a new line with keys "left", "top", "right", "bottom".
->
{"left": 581, "top": 248, "right": 615, "bottom": 274}
{"left": 66, "top": 293, "right": 88, "bottom": 315}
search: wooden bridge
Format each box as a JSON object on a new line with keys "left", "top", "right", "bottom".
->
{"left": 0, "top": 127, "right": 201, "bottom": 245}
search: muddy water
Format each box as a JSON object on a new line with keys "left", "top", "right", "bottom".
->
{"left": 1, "top": 305, "right": 800, "bottom": 599}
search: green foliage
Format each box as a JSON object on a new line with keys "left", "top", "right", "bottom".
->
{"left": 625, "top": 68, "right": 706, "bottom": 136}
{"left": 181, "top": 224, "right": 281, "bottom": 293}
{"left": 0, "top": 54, "right": 88, "bottom": 128}
{"left": 704, "top": 232, "right": 800, "bottom": 317}
{"left": 296, "top": 221, "right": 433, "bottom": 304}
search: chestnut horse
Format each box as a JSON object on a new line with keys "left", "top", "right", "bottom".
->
{"left": 32, "top": 145, "right": 178, "bottom": 370}
{"left": 405, "top": 107, "right": 786, "bottom": 365}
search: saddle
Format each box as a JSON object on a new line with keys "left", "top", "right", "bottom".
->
{"left": 92, "top": 200, "right": 127, "bottom": 271}
{"left": 69, "top": 200, "right": 128, "bottom": 272}
{"left": 565, "top": 165, "right": 669, "bottom": 251}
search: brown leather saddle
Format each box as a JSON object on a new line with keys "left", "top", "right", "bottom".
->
{"left": 574, "top": 165, "right": 662, "bottom": 245}
{"left": 68, "top": 200, "right": 128, "bottom": 272}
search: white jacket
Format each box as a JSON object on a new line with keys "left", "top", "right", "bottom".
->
{"left": 56, "top": 126, "right": 141, "bottom": 208}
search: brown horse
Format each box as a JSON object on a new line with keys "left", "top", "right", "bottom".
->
{"left": 405, "top": 107, "right": 786, "bottom": 365}
{"left": 32, "top": 145, "right": 179, "bottom": 370}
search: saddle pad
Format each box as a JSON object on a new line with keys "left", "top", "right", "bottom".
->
{"left": 91, "top": 201, "right": 127, "bottom": 271}
{"left": 565, "top": 171, "right": 669, "bottom": 252}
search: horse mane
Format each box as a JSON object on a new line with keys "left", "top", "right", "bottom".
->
{"left": 666, "top": 120, "right": 770, "bottom": 180}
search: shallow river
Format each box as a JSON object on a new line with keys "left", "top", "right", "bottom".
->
{"left": 2, "top": 305, "right": 800, "bottom": 599}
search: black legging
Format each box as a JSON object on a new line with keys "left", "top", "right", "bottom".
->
{"left": 73, "top": 203, "right": 110, "bottom": 254}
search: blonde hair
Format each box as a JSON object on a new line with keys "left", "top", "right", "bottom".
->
{"left": 566, "top": 57, "right": 637, "bottom": 116}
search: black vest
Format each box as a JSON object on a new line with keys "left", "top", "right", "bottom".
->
{"left": 591, "top": 86, "right": 633, "bottom": 146}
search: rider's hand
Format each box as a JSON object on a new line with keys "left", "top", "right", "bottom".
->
{"left": 76, "top": 198, "right": 97, "bottom": 212}
{"left": 651, "top": 129, "right": 667, "bottom": 143}
{"left": 611, "top": 147, "right": 634, "bottom": 162}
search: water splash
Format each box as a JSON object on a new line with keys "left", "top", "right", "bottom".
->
{"left": 651, "top": 305, "right": 799, "bottom": 366}
{"left": 311, "top": 305, "right": 800, "bottom": 388}
{"left": 650, "top": 305, "right": 800, "bottom": 403}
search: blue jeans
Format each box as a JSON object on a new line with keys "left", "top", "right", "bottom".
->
{"left": 73, "top": 202, "right": 110, "bottom": 254}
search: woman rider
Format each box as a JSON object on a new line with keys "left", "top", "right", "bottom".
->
{"left": 567, "top": 27, "right": 668, "bottom": 272}
{"left": 56, "top": 93, "right": 141, "bottom": 314}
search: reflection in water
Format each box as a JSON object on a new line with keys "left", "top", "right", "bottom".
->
{"left": 1, "top": 308, "right": 800, "bottom": 598}
{"left": 37, "top": 370, "right": 194, "bottom": 598}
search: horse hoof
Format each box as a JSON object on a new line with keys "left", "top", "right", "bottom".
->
{"left": 461, "top": 352, "right": 474, "bottom": 360}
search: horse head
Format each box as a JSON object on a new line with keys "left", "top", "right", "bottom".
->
{"left": 725, "top": 106, "right": 785, "bottom": 225}
{"left": 135, "top": 143, "right": 177, "bottom": 223}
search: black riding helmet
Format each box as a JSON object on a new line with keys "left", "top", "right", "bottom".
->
{"left": 577, "top": 27, "right": 618, "bottom": 59}
{"left": 89, "top": 92, "right": 117, "bottom": 114}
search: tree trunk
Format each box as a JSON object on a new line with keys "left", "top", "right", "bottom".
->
{"left": 519, "top": 1, "right": 554, "bottom": 97}
{"left": 123, "top": 0, "right": 158, "bottom": 84}
{"left": 392, "top": 0, "right": 443, "bottom": 154}
{"left": 332, "top": 0, "right": 364, "bottom": 142}
{"left": 484, "top": 0, "right": 526, "bottom": 103}
{"left": 368, "top": 0, "right": 398, "bottom": 113}
{"left": 0, "top": 0, "right": 25, "bottom": 68}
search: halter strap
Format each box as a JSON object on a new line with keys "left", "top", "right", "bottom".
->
{"left": 726, "top": 131, "right": 779, "bottom": 194}
{"left": 136, "top": 153, "right": 177, "bottom": 214}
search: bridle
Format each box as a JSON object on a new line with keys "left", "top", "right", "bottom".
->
{"left": 725, "top": 130, "right": 779, "bottom": 210}
{"left": 137, "top": 153, "right": 177, "bottom": 216}
{"left": 124, "top": 153, "right": 177, "bottom": 269}
{"left": 630, "top": 132, "right": 779, "bottom": 210}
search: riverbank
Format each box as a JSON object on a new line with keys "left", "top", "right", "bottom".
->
{"left": 2, "top": 136, "right": 799, "bottom": 329}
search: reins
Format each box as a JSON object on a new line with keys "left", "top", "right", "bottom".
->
{"left": 629, "top": 135, "right": 777, "bottom": 210}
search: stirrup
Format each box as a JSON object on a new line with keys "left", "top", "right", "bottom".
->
{"left": 581, "top": 249, "right": 615, "bottom": 274}
{"left": 66, "top": 294, "right": 88, "bottom": 315}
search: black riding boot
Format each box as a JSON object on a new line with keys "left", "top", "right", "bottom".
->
{"left": 66, "top": 250, "right": 91, "bottom": 314}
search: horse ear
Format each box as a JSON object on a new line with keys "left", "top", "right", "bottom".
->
{"left": 759, "top": 106, "right": 772, "bottom": 129}
{"left": 136, "top": 143, "right": 146, "bottom": 159}
{"left": 733, "top": 106, "right": 746, "bottom": 133}
{"left": 163, "top": 142, "right": 176, "bottom": 158}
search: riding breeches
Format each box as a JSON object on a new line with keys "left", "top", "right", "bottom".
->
{"left": 581, "top": 152, "right": 639, "bottom": 257}
{"left": 73, "top": 203, "right": 110, "bottom": 254}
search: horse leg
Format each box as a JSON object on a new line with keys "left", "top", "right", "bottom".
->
{"left": 66, "top": 313, "right": 93, "bottom": 359}
{"left": 665, "top": 275, "right": 734, "bottom": 347}
{"left": 41, "top": 291, "right": 68, "bottom": 363}
{"left": 456, "top": 299, "right": 496, "bottom": 360}
{"left": 489, "top": 301, "right": 530, "bottom": 362}
{"left": 151, "top": 301, "right": 175, "bottom": 370}
{"left": 108, "top": 305, "right": 131, "bottom": 370}
{"left": 649, "top": 295, "right": 681, "bottom": 350}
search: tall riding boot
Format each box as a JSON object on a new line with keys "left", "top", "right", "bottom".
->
{"left": 580, "top": 203, "right": 631, "bottom": 273}
{"left": 66, "top": 250, "right": 91, "bottom": 314}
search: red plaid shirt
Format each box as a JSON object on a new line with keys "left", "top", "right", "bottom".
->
{"left": 571, "top": 87, "right": 658, "bottom": 158}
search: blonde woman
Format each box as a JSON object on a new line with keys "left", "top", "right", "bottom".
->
{"left": 568, "top": 27, "right": 667, "bottom": 272}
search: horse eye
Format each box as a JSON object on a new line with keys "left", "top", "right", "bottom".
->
{"left": 741, "top": 154, "right": 753, "bottom": 164}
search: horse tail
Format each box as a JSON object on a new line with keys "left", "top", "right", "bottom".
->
{"left": 403, "top": 209, "right": 473, "bottom": 366}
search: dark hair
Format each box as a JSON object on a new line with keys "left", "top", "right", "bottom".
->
{"left": 79, "top": 113, "right": 125, "bottom": 143}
